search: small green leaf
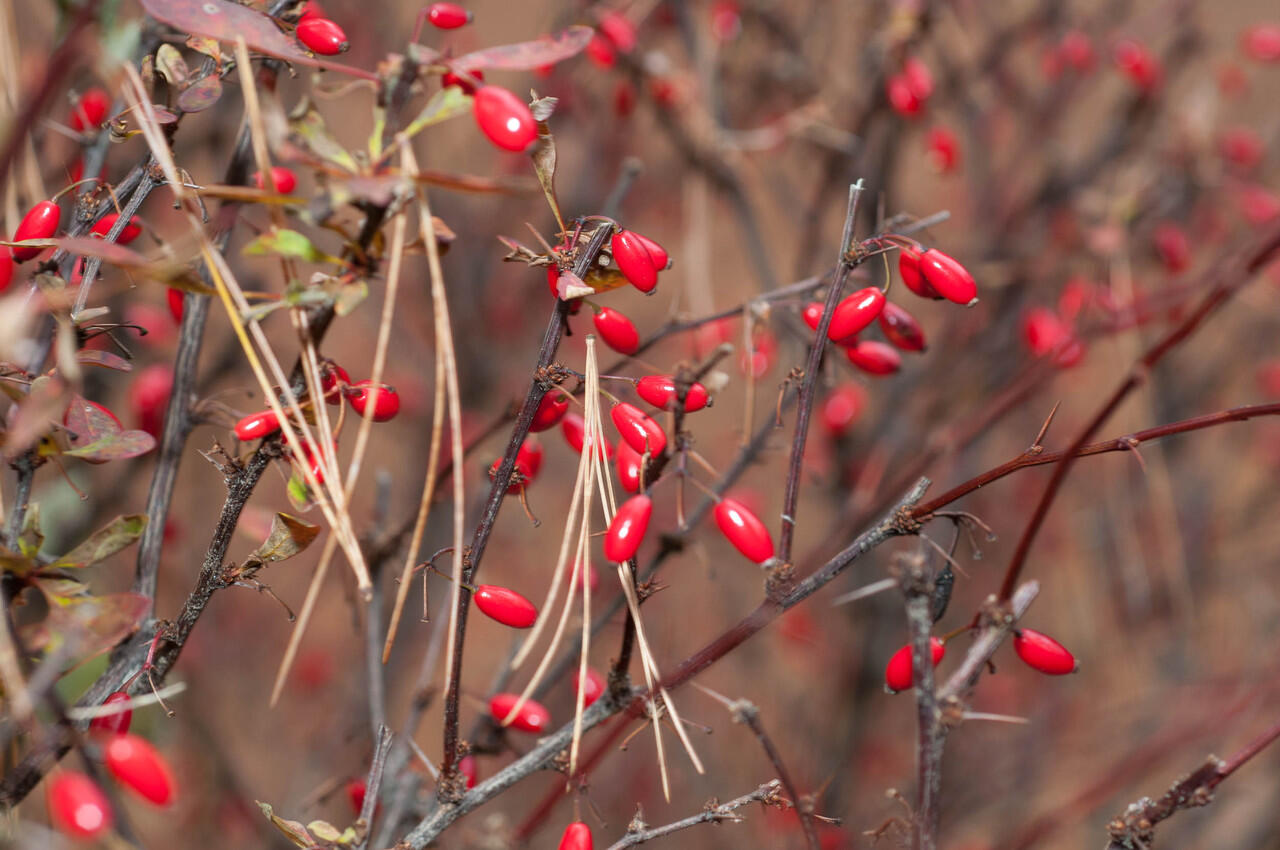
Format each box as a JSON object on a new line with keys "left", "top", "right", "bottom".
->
{"left": 403, "top": 86, "right": 471, "bottom": 139}
{"left": 54, "top": 514, "right": 148, "bottom": 568}
{"left": 333, "top": 281, "right": 368, "bottom": 316}
{"left": 65, "top": 429, "right": 157, "bottom": 462}
{"left": 244, "top": 513, "right": 320, "bottom": 570}
{"left": 286, "top": 474, "right": 309, "bottom": 510}
{"left": 243, "top": 229, "right": 344, "bottom": 265}
{"left": 288, "top": 100, "right": 359, "bottom": 173}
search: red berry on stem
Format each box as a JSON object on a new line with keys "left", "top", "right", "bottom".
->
{"left": 560, "top": 412, "right": 614, "bottom": 459}
{"left": 635, "top": 374, "right": 709, "bottom": 412}
{"left": 47, "top": 771, "right": 113, "bottom": 839}
{"left": 714, "top": 498, "right": 774, "bottom": 563}
{"left": 1021, "top": 307, "right": 1083, "bottom": 368}
{"left": 597, "top": 11, "right": 637, "bottom": 52}
{"left": 91, "top": 213, "right": 142, "bottom": 245}
{"left": 586, "top": 34, "right": 617, "bottom": 68}
{"left": 321, "top": 362, "right": 350, "bottom": 404}
{"left": 167, "top": 288, "right": 185, "bottom": 324}
{"left": 458, "top": 755, "right": 478, "bottom": 788}
{"left": 103, "top": 734, "right": 176, "bottom": 805}
{"left": 234, "top": 410, "right": 282, "bottom": 442}
{"left": 1013, "top": 628, "right": 1077, "bottom": 675}
{"left": 530, "top": 391, "right": 570, "bottom": 432}
{"left": 297, "top": 16, "right": 349, "bottom": 55}
{"left": 89, "top": 692, "right": 133, "bottom": 735}
{"left": 821, "top": 383, "right": 866, "bottom": 438}
{"left": 129, "top": 364, "right": 172, "bottom": 438}
{"left": 828, "top": 287, "right": 886, "bottom": 342}
{"left": 474, "top": 584, "right": 539, "bottom": 628}
{"left": 845, "top": 340, "right": 902, "bottom": 376}
{"left": 615, "top": 439, "right": 643, "bottom": 493}
{"left": 70, "top": 88, "right": 110, "bottom": 132}
{"left": 632, "top": 232, "right": 669, "bottom": 270}
{"left": 1114, "top": 39, "right": 1162, "bottom": 91}
{"left": 488, "top": 693, "right": 551, "bottom": 733}
{"left": 427, "top": 2, "right": 472, "bottom": 29}
{"left": 898, "top": 245, "right": 940, "bottom": 299}
{"left": 0, "top": 252, "right": 14, "bottom": 293}
{"left": 559, "top": 821, "right": 594, "bottom": 850}
{"left": 442, "top": 68, "right": 483, "bottom": 95}
{"left": 252, "top": 166, "right": 298, "bottom": 194}
{"left": 611, "top": 402, "right": 667, "bottom": 456}
{"left": 1242, "top": 23, "right": 1280, "bottom": 62}
{"left": 348, "top": 381, "right": 400, "bottom": 422}
{"left": 593, "top": 306, "right": 640, "bottom": 355}
{"left": 472, "top": 86, "right": 538, "bottom": 152}
{"left": 604, "top": 494, "right": 652, "bottom": 562}
{"left": 884, "top": 637, "right": 945, "bottom": 692}
{"left": 572, "top": 668, "right": 606, "bottom": 707}
{"left": 489, "top": 441, "right": 543, "bottom": 492}
{"left": 611, "top": 230, "right": 658, "bottom": 294}
{"left": 12, "top": 200, "right": 60, "bottom": 263}
{"left": 917, "top": 249, "right": 978, "bottom": 305}
{"left": 877, "top": 301, "right": 927, "bottom": 352}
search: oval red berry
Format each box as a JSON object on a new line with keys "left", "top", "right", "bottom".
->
{"left": 713, "top": 498, "right": 774, "bottom": 563}
{"left": 88, "top": 691, "right": 133, "bottom": 736}
{"left": 167, "top": 288, "right": 185, "bottom": 324}
{"left": 877, "top": 301, "right": 926, "bottom": 352}
{"left": 47, "top": 771, "right": 113, "bottom": 839}
{"left": 884, "top": 637, "right": 945, "bottom": 692}
{"left": 898, "top": 245, "right": 940, "bottom": 299}
{"left": 845, "top": 340, "right": 901, "bottom": 376}
{"left": 559, "top": 821, "right": 594, "bottom": 850}
{"left": 474, "top": 584, "right": 539, "bottom": 628}
{"left": 473, "top": 86, "right": 538, "bottom": 152}
{"left": 90, "top": 213, "right": 142, "bottom": 245}
{"left": 348, "top": 381, "right": 400, "bottom": 422}
{"left": 611, "top": 230, "right": 658, "bottom": 293}
{"left": 560, "top": 412, "right": 614, "bottom": 460}
{"left": 489, "top": 693, "right": 551, "bottom": 733}
{"left": 918, "top": 249, "right": 977, "bottom": 306}
{"left": 103, "top": 734, "right": 176, "bottom": 806}
{"left": 530, "top": 391, "right": 570, "bottom": 432}
{"left": 820, "top": 383, "right": 865, "bottom": 438}
{"left": 635, "top": 375, "right": 709, "bottom": 412}
{"left": 70, "top": 88, "right": 110, "bottom": 132}
{"left": 427, "top": 2, "right": 471, "bottom": 29}
{"left": 297, "top": 16, "right": 349, "bottom": 54}
{"left": 604, "top": 494, "right": 651, "bottom": 562}
{"left": 253, "top": 166, "right": 298, "bottom": 194}
{"left": 610, "top": 402, "right": 666, "bottom": 456}
{"left": 234, "top": 410, "right": 281, "bottom": 441}
{"left": 572, "top": 668, "right": 606, "bottom": 707}
{"left": 1012, "top": 628, "right": 1077, "bottom": 675}
{"left": 321, "top": 362, "right": 350, "bottom": 404}
{"left": 615, "top": 439, "right": 643, "bottom": 493}
{"left": 828, "top": 287, "right": 886, "bottom": 342}
{"left": 12, "top": 200, "right": 60, "bottom": 262}
{"left": 593, "top": 307, "right": 640, "bottom": 355}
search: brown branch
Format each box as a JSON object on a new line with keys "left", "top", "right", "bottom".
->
{"left": 604, "top": 780, "right": 785, "bottom": 850}
{"left": 730, "top": 701, "right": 821, "bottom": 850}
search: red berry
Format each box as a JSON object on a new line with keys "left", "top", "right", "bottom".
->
{"left": 0, "top": 252, "right": 12, "bottom": 293}
{"left": 252, "top": 166, "right": 298, "bottom": 194}
{"left": 709, "top": 0, "right": 741, "bottom": 42}
{"left": 166, "top": 288, "right": 184, "bottom": 324}
{"left": 611, "top": 230, "right": 658, "bottom": 294}
{"left": 884, "top": 637, "right": 945, "bottom": 692}
{"left": 346, "top": 778, "right": 366, "bottom": 814}
{"left": 91, "top": 213, "right": 143, "bottom": 245}
{"left": 1152, "top": 222, "right": 1191, "bottom": 273}
{"left": 610, "top": 402, "right": 667, "bottom": 456}
{"left": 615, "top": 439, "right": 643, "bottom": 493}
{"left": 802, "top": 301, "right": 853, "bottom": 343}
{"left": 321, "top": 362, "right": 350, "bottom": 404}
{"left": 1219, "top": 126, "right": 1264, "bottom": 171}
{"left": 88, "top": 692, "right": 133, "bottom": 736}
{"left": 572, "top": 668, "right": 606, "bottom": 707}
{"left": 877, "top": 301, "right": 926, "bottom": 352}
{"left": 604, "top": 494, "right": 652, "bottom": 562}
{"left": 713, "top": 497, "right": 774, "bottom": 563}
{"left": 1238, "top": 183, "right": 1280, "bottom": 225}
{"left": 586, "top": 34, "right": 617, "bottom": 68}
{"left": 47, "top": 771, "right": 113, "bottom": 839}
{"left": 597, "top": 11, "right": 637, "bottom": 52}
{"left": 489, "top": 441, "right": 543, "bottom": 493}
{"left": 886, "top": 74, "right": 922, "bottom": 117}
{"left": 560, "top": 412, "right": 614, "bottom": 460}
{"left": 129, "top": 364, "right": 172, "bottom": 438}
{"left": 820, "top": 383, "right": 866, "bottom": 438}
{"left": 925, "top": 126, "right": 959, "bottom": 174}
{"left": 898, "top": 245, "right": 940, "bottom": 299}
{"left": 297, "top": 16, "right": 349, "bottom": 55}
{"left": 70, "top": 88, "right": 110, "bottom": 132}
{"left": 1012, "top": 628, "right": 1077, "bottom": 675}
{"left": 472, "top": 86, "right": 538, "bottom": 152}
{"left": 427, "top": 2, "right": 472, "bottom": 29}
{"left": 635, "top": 375, "right": 709, "bottom": 412}
{"left": 348, "top": 381, "right": 400, "bottom": 422}
{"left": 442, "top": 68, "right": 483, "bottom": 95}
{"left": 593, "top": 306, "right": 640, "bottom": 355}
{"left": 234, "top": 410, "right": 282, "bottom": 442}
{"left": 559, "top": 821, "right": 594, "bottom": 850}
{"left": 632, "top": 232, "right": 669, "bottom": 270}
{"left": 488, "top": 693, "right": 551, "bottom": 733}
{"left": 1242, "top": 23, "right": 1280, "bottom": 62}
{"left": 902, "top": 57, "right": 934, "bottom": 101}
{"left": 458, "top": 755, "right": 478, "bottom": 788}
{"left": 1059, "top": 30, "right": 1096, "bottom": 71}
{"left": 12, "top": 200, "right": 60, "bottom": 263}
{"left": 739, "top": 327, "right": 777, "bottom": 377}
{"left": 474, "top": 584, "right": 539, "bottom": 628}
{"left": 917, "top": 249, "right": 978, "bottom": 305}
{"left": 1114, "top": 39, "right": 1162, "bottom": 92}
{"left": 828, "top": 287, "right": 886, "bottom": 342}
{"left": 103, "top": 734, "right": 176, "bottom": 805}
{"left": 1021, "top": 307, "right": 1083, "bottom": 368}
{"left": 531, "top": 391, "right": 570, "bottom": 432}
{"left": 844, "top": 340, "right": 901, "bottom": 376}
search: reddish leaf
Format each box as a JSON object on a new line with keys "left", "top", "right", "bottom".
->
{"left": 75, "top": 350, "right": 133, "bottom": 372}
{"left": 23, "top": 591, "right": 150, "bottom": 663}
{"left": 176, "top": 74, "right": 223, "bottom": 112}
{"left": 64, "top": 394, "right": 123, "bottom": 451}
{"left": 56, "top": 236, "right": 149, "bottom": 268}
{"left": 453, "top": 26, "right": 593, "bottom": 72}
{"left": 65, "top": 429, "right": 157, "bottom": 462}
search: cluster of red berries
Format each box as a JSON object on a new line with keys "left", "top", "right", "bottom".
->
{"left": 47, "top": 693, "right": 176, "bottom": 840}
{"left": 886, "top": 57, "right": 934, "bottom": 118}
{"left": 882, "top": 627, "right": 1076, "bottom": 692}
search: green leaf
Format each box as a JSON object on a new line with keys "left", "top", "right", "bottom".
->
{"left": 243, "top": 229, "right": 344, "bottom": 265}
{"left": 243, "top": 513, "right": 320, "bottom": 571}
{"left": 242, "top": 299, "right": 287, "bottom": 324}
{"left": 288, "top": 100, "right": 359, "bottom": 173}
{"left": 403, "top": 86, "right": 471, "bottom": 139}
{"left": 286, "top": 474, "right": 309, "bottom": 510}
{"left": 65, "top": 429, "right": 157, "bottom": 462}
{"left": 333, "top": 281, "right": 368, "bottom": 316}
{"left": 257, "top": 802, "right": 315, "bottom": 848}
{"left": 54, "top": 514, "right": 148, "bottom": 568}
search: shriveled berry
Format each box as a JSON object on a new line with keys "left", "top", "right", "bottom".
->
{"left": 234, "top": 410, "right": 281, "bottom": 441}
{"left": 103, "top": 734, "right": 176, "bottom": 805}
{"left": 1012, "top": 628, "right": 1077, "bottom": 675}
{"left": 559, "top": 821, "right": 594, "bottom": 850}
{"left": 474, "top": 584, "right": 539, "bottom": 628}
{"left": 884, "top": 637, "right": 945, "bottom": 692}
{"left": 530, "top": 391, "right": 570, "bottom": 432}
{"left": 91, "top": 213, "right": 143, "bottom": 245}
{"left": 572, "top": 668, "right": 606, "bottom": 707}
{"left": 898, "top": 245, "right": 940, "bottom": 299}
{"left": 877, "top": 301, "right": 926, "bottom": 352}
{"left": 472, "top": 86, "right": 538, "bottom": 152}
{"left": 252, "top": 166, "right": 298, "bottom": 194}
{"left": 428, "top": 2, "right": 472, "bottom": 29}
{"left": 167, "top": 288, "right": 185, "bottom": 324}
{"left": 845, "top": 340, "right": 901, "bottom": 375}
{"left": 560, "top": 412, "right": 614, "bottom": 460}
{"left": 347, "top": 381, "right": 400, "bottom": 422}
{"left": 611, "top": 230, "right": 658, "bottom": 294}
{"left": 88, "top": 692, "right": 133, "bottom": 736}
{"left": 611, "top": 402, "right": 667, "bottom": 456}
{"left": 821, "top": 383, "right": 866, "bottom": 438}
{"left": 47, "top": 771, "right": 113, "bottom": 839}
{"left": 635, "top": 375, "right": 709, "bottom": 412}
{"left": 297, "top": 16, "right": 349, "bottom": 55}
{"left": 615, "top": 439, "right": 643, "bottom": 493}
{"left": 489, "top": 693, "right": 551, "bottom": 733}
{"left": 917, "top": 249, "right": 978, "bottom": 305}
{"left": 70, "top": 88, "right": 110, "bottom": 132}
{"left": 604, "top": 494, "right": 651, "bottom": 562}
{"left": 713, "top": 497, "right": 774, "bottom": 564}
{"left": 828, "top": 287, "right": 886, "bottom": 342}
{"left": 593, "top": 307, "right": 640, "bottom": 354}
{"left": 12, "top": 200, "right": 60, "bottom": 263}
{"left": 442, "top": 67, "right": 483, "bottom": 95}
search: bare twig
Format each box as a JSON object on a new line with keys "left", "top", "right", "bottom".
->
{"left": 604, "top": 780, "right": 785, "bottom": 849}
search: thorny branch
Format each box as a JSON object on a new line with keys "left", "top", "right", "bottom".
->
{"left": 604, "top": 780, "right": 786, "bottom": 850}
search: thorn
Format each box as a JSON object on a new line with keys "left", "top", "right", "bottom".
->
{"left": 1031, "top": 401, "right": 1061, "bottom": 451}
